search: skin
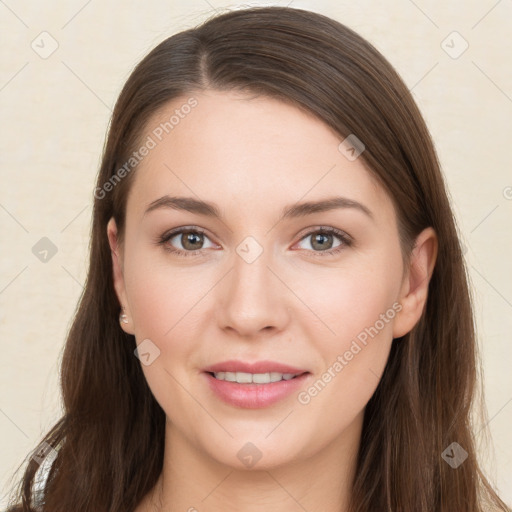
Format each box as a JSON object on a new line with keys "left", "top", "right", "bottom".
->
{"left": 107, "top": 90, "right": 437, "bottom": 512}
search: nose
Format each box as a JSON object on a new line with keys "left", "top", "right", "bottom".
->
{"left": 215, "top": 244, "right": 291, "bottom": 338}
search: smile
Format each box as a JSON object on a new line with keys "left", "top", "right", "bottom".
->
{"left": 211, "top": 371, "right": 301, "bottom": 384}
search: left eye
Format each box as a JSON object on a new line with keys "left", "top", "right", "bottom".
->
{"left": 295, "top": 229, "right": 347, "bottom": 252}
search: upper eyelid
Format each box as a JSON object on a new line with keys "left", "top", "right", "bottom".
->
{"left": 295, "top": 225, "right": 351, "bottom": 240}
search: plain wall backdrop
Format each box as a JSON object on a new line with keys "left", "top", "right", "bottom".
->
{"left": 1, "top": 0, "right": 511, "bottom": 507}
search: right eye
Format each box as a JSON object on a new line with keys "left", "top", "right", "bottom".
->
{"left": 156, "top": 227, "right": 218, "bottom": 257}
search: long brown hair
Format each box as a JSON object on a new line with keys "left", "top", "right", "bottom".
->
{"left": 6, "top": 6, "right": 510, "bottom": 511}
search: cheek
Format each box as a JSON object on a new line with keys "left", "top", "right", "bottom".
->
{"left": 123, "top": 251, "right": 209, "bottom": 416}
{"left": 123, "top": 243, "right": 209, "bottom": 339}
{"left": 290, "top": 249, "right": 402, "bottom": 349}
{"left": 295, "top": 288, "right": 395, "bottom": 448}
{"left": 291, "top": 251, "right": 401, "bottom": 418}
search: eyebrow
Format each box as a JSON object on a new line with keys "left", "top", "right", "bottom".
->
{"left": 143, "top": 195, "right": 374, "bottom": 221}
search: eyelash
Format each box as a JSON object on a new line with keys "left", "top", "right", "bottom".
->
{"left": 155, "top": 226, "right": 353, "bottom": 258}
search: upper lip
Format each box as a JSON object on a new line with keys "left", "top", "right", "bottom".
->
{"left": 203, "top": 360, "right": 309, "bottom": 375}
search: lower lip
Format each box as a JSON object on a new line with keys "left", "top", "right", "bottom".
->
{"left": 203, "top": 372, "right": 310, "bottom": 409}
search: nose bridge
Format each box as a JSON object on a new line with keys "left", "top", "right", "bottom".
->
{"left": 216, "top": 234, "right": 289, "bottom": 335}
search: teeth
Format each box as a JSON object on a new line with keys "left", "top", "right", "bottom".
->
{"left": 213, "top": 371, "right": 298, "bottom": 384}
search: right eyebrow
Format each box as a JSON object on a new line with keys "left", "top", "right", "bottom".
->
{"left": 143, "top": 195, "right": 220, "bottom": 219}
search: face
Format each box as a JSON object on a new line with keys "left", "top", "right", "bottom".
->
{"left": 107, "top": 89, "right": 434, "bottom": 471}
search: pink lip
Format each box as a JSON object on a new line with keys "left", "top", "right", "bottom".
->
{"left": 203, "top": 360, "right": 308, "bottom": 374}
{"left": 202, "top": 360, "right": 310, "bottom": 409}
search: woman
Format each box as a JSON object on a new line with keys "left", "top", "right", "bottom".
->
{"left": 6, "top": 6, "right": 510, "bottom": 512}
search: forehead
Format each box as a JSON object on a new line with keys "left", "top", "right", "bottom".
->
{"left": 125, "top": 90, "right": 391, "bottom": 224}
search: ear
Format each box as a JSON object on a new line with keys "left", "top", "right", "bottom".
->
{"left": 393, "top": 227, "right": 438, "bottom": 339}
{"left": 107, "top": 217, "right": 135, "bottom": 335}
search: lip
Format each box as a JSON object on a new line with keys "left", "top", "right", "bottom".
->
{"left": 203, "top": 360, "right": 308, "bottom": 374}
{"left": 202, "top": 360, "right": 311, "bottom": 409}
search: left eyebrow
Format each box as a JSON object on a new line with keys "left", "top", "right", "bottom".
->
{"left": 280, "top": 196, "right": 374, "bottom": 221}
{"left": 142, "top": 195, "right": 374, "bottom": 221}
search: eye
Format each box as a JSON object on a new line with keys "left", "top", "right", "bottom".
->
{"left": 294, "top": 227, "right": 352, "bottom": 257}
{"left": 156, "top": 227, "right": 218, "bottom": 257}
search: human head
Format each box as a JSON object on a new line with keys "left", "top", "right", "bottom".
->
{"left": 95, "top": 6, "right": 464, "bottom": 508}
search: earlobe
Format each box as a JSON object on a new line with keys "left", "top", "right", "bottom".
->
{"left": 393, "top": 227, "right": 438, "bottom": 339}
{"left": 107, "top": 217, "right": 135, "bottom": 335}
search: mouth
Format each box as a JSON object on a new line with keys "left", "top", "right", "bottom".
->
{"left": 201, "top": 361, "right": 311, "bottom": 409}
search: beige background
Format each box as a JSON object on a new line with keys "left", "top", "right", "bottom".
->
{"left": 1, "top": 0, "right": 511, "bottom": 507}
